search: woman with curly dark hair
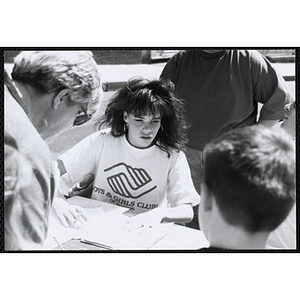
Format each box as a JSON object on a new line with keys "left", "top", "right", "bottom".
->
{"left": 57, "top": 77, "right": 199, "bottom": 229}
{"left": 98, "top": 77, "right": 189, "bottom": 155}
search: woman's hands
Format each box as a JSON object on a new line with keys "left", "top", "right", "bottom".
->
{"left": 53, "top": 197, "right": 89, "bottom": 229}
{"left": 124, "top": 204, "right": 194, "bottom": 231}
{"left": 124, "top": 208, "right": 164, "bottom": 232}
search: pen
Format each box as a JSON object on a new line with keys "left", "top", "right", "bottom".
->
{"left": 53, "top": 236, "right": 65, "bottom": 250}
{"left": 80, "top": 239, "right": 116, "bottom": 250}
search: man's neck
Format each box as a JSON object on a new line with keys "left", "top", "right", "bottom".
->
{"left": 209, "top": 223, "right": 270, "bottom": 250}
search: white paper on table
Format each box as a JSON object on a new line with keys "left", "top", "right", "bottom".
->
{"left": 44, "top": 200, "right": 173, "bottom": 250}
{"left": 81, "top": 209, "right": 174, "bottom": 250}
{"left": 64, "top": 196, "right": 174, "bottom": 250}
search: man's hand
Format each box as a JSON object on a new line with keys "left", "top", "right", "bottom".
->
{"left": 53, "top": 197, "right": 89, "bottom": 229}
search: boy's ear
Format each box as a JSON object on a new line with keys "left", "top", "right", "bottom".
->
{"left": 201, "top": 182, "right": 213, "bottom": 212}
{"left": 53, "top": 89, "right": 70, "bottom": 110}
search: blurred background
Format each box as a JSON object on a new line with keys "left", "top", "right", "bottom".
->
{"left": 4, "top": 49, "right": 295, "bottom": 160}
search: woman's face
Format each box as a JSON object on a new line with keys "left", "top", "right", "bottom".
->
{"left": 123, "top": 111, "right": 161, "bottom": 149}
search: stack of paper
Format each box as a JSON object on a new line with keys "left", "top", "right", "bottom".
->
{"left": 81, "top": 209, "right": 173, "bottom": 250}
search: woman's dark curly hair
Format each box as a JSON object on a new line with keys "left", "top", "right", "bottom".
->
{"left": 95, "top": 77, "right": 189, "bottom": 157}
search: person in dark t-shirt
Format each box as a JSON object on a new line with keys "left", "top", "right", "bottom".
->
{"left": 160, "top": 49, "right": 294, "bottom": 229}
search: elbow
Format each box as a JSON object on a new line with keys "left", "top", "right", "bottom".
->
{"left": 187, "top": 204, "right": 194, "bottom": 222}
{"left": 180, "top": 204, "right": 194, "bottom": 223}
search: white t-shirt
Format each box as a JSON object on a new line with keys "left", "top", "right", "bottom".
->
{"left": 59, "top": 131, "right": 200, "bottom": 214}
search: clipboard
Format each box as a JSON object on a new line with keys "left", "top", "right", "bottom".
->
{"left": 53, "top": 238, "right": 115, "bottom": 251}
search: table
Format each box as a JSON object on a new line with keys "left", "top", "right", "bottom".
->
{"left": 42, "top": 196, "right": 209, "bottom": 251}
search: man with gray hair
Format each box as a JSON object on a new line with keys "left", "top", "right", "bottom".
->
{"left": 4, "top": 51, "right": 102, "bottom": 250}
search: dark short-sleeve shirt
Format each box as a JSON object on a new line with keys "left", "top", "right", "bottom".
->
{"left": 160, "top": 50, "right": 293, "bottom": 150}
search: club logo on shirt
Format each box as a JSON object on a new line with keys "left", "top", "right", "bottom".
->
{"left": 104, "top": 162, "right": 157, "bottom": 199}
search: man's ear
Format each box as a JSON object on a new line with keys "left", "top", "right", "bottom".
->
{"left": 201, "top": 182, "right": 214, "bottom": 212}
{"left": 52, "top": 89, "right": 70, "bottom": 110}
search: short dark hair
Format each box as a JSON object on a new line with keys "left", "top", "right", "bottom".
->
{"left": 96, "top": 77, "right": 189, "bottom": 156}
{"left": 203, "top": 125, "right": 295, "bottom": 233}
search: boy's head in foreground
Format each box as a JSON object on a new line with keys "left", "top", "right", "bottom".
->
{"left": 199, "top": 125, "right": 295, "bottom": 249}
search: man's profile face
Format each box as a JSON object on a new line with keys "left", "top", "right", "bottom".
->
{"left": 42, "top": 98, "right": 85, "bottom": 142}
{"left": 281, "top": 102, "right": 295, "bottom": 138}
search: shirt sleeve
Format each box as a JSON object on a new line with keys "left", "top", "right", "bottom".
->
{"left": 250, "top": 51, "right": 294, "bottom": 121}
{"left": 160, "top": 54, "right": 178, "bottom": 82}
{"left": 166, "top": 151, "right": 200, "bottom": 207}
{"left": 58, "top": 132, "right": 102, "bottom": 184}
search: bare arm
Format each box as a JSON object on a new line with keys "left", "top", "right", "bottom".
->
{"left": 124, "top": 204, "right": 194, "bottom": 231}
{"left": 161, "top": 204, "right": 194, "bottom": 223}
{"left": 256, "top": 119, "right": 280, "bottom": 128}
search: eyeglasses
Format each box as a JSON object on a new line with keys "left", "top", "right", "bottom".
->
{"left": 68, "top": 101, "right": 92, "bottom": 126}
{"left": 66, "top": 97, "right": 92, "bottom": 126}
{"left": 73, "top": 107, "right": 92, "bottom": 126}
